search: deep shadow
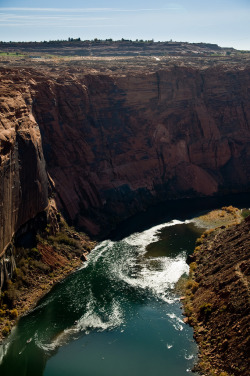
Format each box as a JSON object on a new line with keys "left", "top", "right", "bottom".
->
{"left": 108, "top": 192, "right": 250, "bottom": 241}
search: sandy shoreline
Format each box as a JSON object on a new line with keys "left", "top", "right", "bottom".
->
{"left": 192, "top": 206, "right": 242, "bottom": 229}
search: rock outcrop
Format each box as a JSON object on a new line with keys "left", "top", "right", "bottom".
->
{"left": 1, "top": 57, "right": 250, "bottom": 243}
{"left": 0, "top": 245, "right": 16, "bottom": 294}
{"left": 0, "top": 68, "right": 48, "bottom": 255}
{"left": 184, "top": 217, "right": 250, "bottom": 376}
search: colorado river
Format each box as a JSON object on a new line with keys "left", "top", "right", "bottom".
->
{"left": 0, "top": 220, "right": 204, "bottom": 376}
{"left": 1, "top": 195, "right": 249, "bottom": 376}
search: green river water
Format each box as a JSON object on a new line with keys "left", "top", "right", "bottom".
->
{"left": 0, "top": 195, "right": 249, "bottom": 376}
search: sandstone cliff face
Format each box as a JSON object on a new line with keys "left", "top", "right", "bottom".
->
{"left": 1, "top": 61, "right": 250, "bottom": 241}
{"left": 0, "top": 68, "right": 48, "bottom": 254}
{"left": 32, "top": 64, "right": 250, "bottom": 236}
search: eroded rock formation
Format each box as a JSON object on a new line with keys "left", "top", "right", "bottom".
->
{"left": 185, "top": 217, "right": 250, "bottom": 376}
{"left": 1, "top": 57, "right": 250, "bottom": 245}
{"left": 0, "top": 68, "right": 48, "bottom": 255}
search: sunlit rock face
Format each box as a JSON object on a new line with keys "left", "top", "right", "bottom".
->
{"left": 0, "top": 68, "right": 48, "bottom": 254}
{"left": 1, "top": 60, "right": 250, "bottom": 240}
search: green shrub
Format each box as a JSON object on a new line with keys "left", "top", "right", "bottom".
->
{"left": 184, "top": 303, "right": 193, "bottom": 316}
{"left": 13, "top": 266, "right": 29, "bottom": 287}
{"left": 3, "top": 286, "right": 19, "bottom": 308}
{"left": 222, "top": 205, "right": 237, "bottom": 214}
{"left": 30, "top": 260, "right": 50, "bottom": 273}
{"left": 18, "top": 257, "right": 29, "bottom": 268}
{"left": 199, "top": 303, "right": 213, "bottom": 318}
{"left": 0, "top": 309, "right": 6, "bottom": 317}
{"left": 203, "top": 228, "right": 215, "bottom": 237}
{"left": 195, "top": 237, "right": 203, "bottom": 245}
{"left": 2, "top": 326, "right": 10, "bottom": 337}
{"left": 28, "top": 247, "right": 41, "bottom": 260}
{"left": 241, "top": 209, "right": 250, "bottom": 219}
{"left": 189, "top": 262, "right": 197, "bottom": 273}
{"left": 186, "top": 280, "right": 199, "bottom": 293}
{"left": 194, "top": 246, "right": 201, "bottom": 254}
{"left": 9, "top": 309, "right": 18, "bottom": 319}
{"left": 14, "top": 267, "right": 25, "bottom": 281}
{"left": 48, "top": 233, "right": 78, "bottom": 247}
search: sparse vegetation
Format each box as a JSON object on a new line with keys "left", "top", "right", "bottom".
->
{"left": 195, "top": 236, "right": 204, "bottom": 245}
{"left": 194, "top": 245, "right": 201, "bottom": 253}
{"left": 9, "top": 309, "right": 18, "bottom": 319}
{"left": 0, "top": 52, "right": 25, "bottom": 57}
{"left": 186, "top": 280, "right": 199, "bottom": 293}
{"left": 199, "top": 303, "right": 214, "bottom": 318}
{"left": 184, "top": 303, "right": 193, "bottom": 316}
{"left": 2, "top": 325, "right": 10, "bottom": 337}
{"left": 189, "top": 261, "right": 197, "bottom": 273}
{"left": 194, "top": 206, "right": 242, "bottom": 231}
{"left": 48, "top": 233, "right": 79, "bottom": 247}
{"left": 0, "top": 39, "right": 238, "bottom": 60}
{"left": 30, "top": 259, "right": 51, "bottom": 273}
{"left": 0, "top": 206, "right": 96, "bottom": 341}
{"left": 241, "top": 208, "right": 250, "bottom": 219}
{"left": 183, "top": 207, "right": 249, "bottom": 376}
{"left": 28, "top": 247, "right": 41, "bottom": 260}
{"left": 222, "top": 205, "right": 237, "bottom": 214}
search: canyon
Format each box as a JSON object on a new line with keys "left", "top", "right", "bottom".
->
{"left": 1, "top": 54, "right": 250, "bottom": 254}
{"left": 0, "top": 47, "right": 250, "bottom": 374}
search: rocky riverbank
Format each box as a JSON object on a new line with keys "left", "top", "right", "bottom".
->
{"left": 0, "top": 204, "right": 96, "bottom": 343}
{"left": 192, "top": 206, "right": 243, "bottom": 229}
{"left": 183, "top": 211, "right": 250, "bottom": 376}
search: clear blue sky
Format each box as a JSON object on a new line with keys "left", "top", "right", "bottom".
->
{"left": 0, "top": 0, "right": 249, "bottom": 50}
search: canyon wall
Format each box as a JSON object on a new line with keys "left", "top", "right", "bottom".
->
{"left": 185, "top": 216, "right": 250, "bottom": 376}
{"left": 0, "top": 68, "right": 48, "bottom": 255}
{"left": 1, "top": 60, "right": 250, "bottom": 245}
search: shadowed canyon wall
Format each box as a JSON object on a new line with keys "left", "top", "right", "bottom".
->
{"left": 1, "top": 61, "right": 250, "bottom": 249}
{"left": 0, "top": 68, "right": 48, "bottom": 255}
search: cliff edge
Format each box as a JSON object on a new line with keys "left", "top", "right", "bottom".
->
{"left": 0, "top": 67, "right": 48, "bottom": 255}
{"left": 1, "top": 56, "right": 250, "bottom": 243}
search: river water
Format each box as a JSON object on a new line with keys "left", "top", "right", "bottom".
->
{"left": 0, "top": 195, "right": 249, "bottom": 376}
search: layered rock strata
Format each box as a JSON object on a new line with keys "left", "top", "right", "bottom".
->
{"left": 1, "top": 58, "right": 250, "bottom": 246}
{"left": 185, "top": 217, "right": 250, "bottom": 376}
{"left": 0, "top": 68, "right": 48, "bottom": 256}
{"left": 0, "top": 245, "right": 16, "bottom": 295}
{"left": 0, "top": 40, "right": 229, "bottom": 57}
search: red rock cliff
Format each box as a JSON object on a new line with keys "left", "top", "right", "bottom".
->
{"left": 0, "top": 68, "right": 48, "bottom": 254}
{"left": 185, "top": 216, "right": 250, "bottom": 376}
{"left": 1, "top": 59, "right": 250, "bottom": 240}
